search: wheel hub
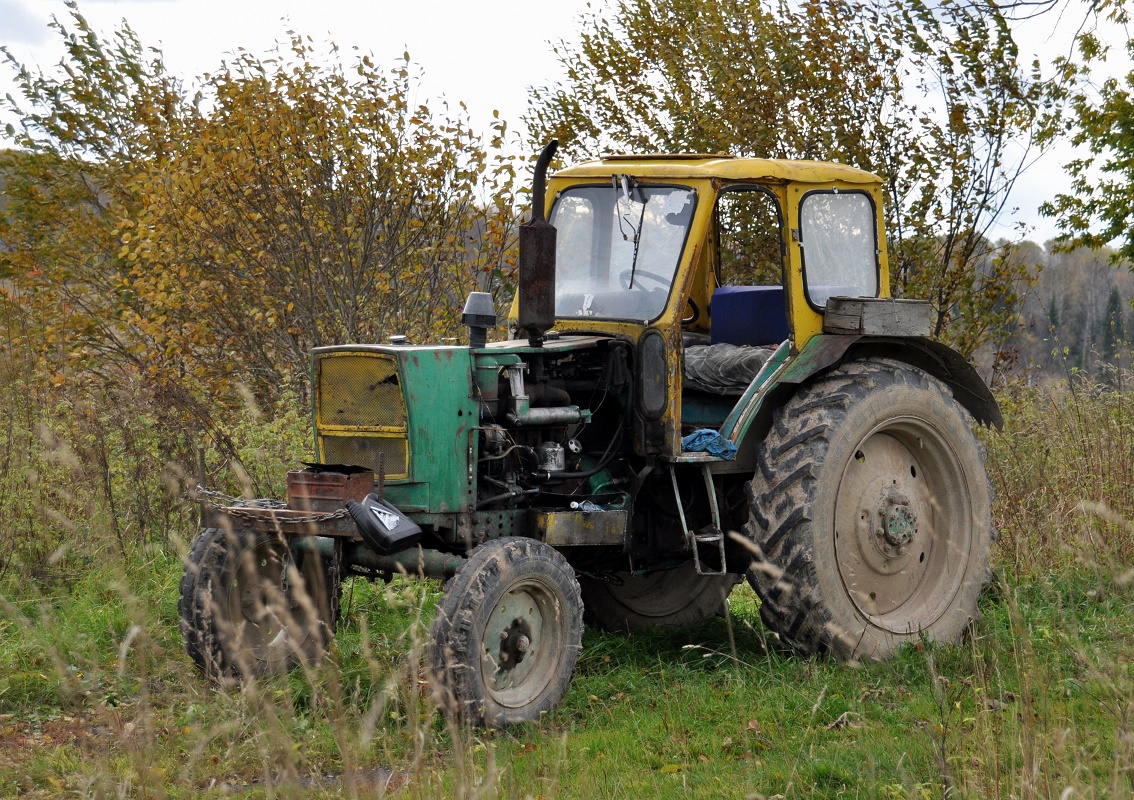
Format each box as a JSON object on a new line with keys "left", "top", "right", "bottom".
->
{"left": 498, "top": 620, "right": 533, "bottom": 667}
{"left": 483, "top": 586, "right": 547, "bottom": 694}
{"left": 833, "top": 419, "right": 976, "bottom": 634}
{"left": 875, "top": 487, "right": 918, "bottom": 555}
{"left": 835, "top": 431, "right": 934, "bottom": 619}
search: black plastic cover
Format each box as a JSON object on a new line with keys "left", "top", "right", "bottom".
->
{"left": 346, "top": 493, "right": 423, "bottom": 555}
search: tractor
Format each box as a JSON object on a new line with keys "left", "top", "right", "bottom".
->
{"left": 179, "top": 141, "right": 1000, "bottom": 727}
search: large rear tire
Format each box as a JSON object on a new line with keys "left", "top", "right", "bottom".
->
{"left": 579, "top": 565, "right": 740, "bottom": 633}
{"left": 744, "top": 359, "right": 994, "bottom": 661}
{"left": 179, "top": 527, "right": 341, "bottom": 681}
{"left": 429, "top": 537, "right": 583, "bottom": 727}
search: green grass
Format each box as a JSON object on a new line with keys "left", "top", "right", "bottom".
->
{"left": 4, "top": 380, "right": 1134, "bottom": 798}
{"left": 4, "top": 554, "right": 1134, "bottom": 798}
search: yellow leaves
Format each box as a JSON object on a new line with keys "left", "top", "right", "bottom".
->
{"left": 2, "top": 36, "right": 518, "bottom": 408}
{"left": 948, "top": 103, "right": 969, "bottom": 136}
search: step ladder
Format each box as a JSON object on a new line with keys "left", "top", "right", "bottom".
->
{"left": 668, "top": 464, "right": 727, "bottom": 576}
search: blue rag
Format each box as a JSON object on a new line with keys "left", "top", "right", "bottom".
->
{"left": 681, "top": 429, "right": 737, "bottom": 460}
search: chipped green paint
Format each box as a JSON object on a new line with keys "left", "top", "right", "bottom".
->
{"left": 718, "top": 340, "right": 792, "bottom": 444}
{"left": 776, "top": 334, "right": 858, "bottom": 385}
{"left": 387, "top": 346, "right": 477, "bottom": 514}
{"left": 311, "top": 344, "right": 478, "bottom": 515}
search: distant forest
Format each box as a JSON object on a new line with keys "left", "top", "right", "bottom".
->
{"left": 1000, "top": 243, "right": 1133, "bottom": 384}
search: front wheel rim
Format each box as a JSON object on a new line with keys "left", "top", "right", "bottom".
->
{"left": 218, "top": 539, "right": 295, "bottom": 667}
{"left": 481, "top": 578, "right": 564, "bottom": 709}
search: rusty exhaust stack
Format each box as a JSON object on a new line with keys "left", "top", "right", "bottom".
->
{"left": 517, "top": 140, "right": 559, "bottom": 347}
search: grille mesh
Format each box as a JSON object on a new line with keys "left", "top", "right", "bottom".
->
{"left": 317, "top": 354, "right": 406, "bottom": 430}
{"left": 322, "top": 435, "right": 408, "bottom": 477}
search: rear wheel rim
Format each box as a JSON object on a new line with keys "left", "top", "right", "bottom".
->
{"left": 833, "top": 416, "right": 973, "bottom": 634}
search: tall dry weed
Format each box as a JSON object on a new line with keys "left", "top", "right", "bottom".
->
{"left": 985, "top": 379, "right": 1134, "bottom": 576}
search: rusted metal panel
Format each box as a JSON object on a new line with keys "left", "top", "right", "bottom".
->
{"left": 517, "top": 219, "right": 558, "bottom": 342}
{"left": 535, "top": 510, "right": 628, "bottom": 546}
{"left": 287, "top": 467, "right": 373, "bottom": 512}
{"left": 518, "top": 140, "right": 559, "bottom": 345}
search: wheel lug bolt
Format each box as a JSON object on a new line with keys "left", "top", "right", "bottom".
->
{"left": 516, "top": 635, "right": 530, "bottom": 653}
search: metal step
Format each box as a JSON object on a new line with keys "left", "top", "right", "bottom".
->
{"left": 668, "top": 465, "right": 728, "bottom": 576}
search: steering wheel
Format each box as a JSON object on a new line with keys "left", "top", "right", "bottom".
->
{"left": 618, "top": 269, "right": 670, "bottom": 290}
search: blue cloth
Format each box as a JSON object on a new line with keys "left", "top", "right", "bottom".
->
{"left": 681, "top": 429, "right": 737, "bottom": 460}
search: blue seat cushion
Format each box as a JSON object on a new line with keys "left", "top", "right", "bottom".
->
{"left": 710, "top": 286, "right": 789, "bottom": 346}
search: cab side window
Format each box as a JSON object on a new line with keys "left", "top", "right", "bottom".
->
{"left": 799, "top": 191, "right": 879, "bottom": 307}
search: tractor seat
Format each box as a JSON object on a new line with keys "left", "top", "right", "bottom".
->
{"left": 683, "top": 343, "right": 775, "bottom": 394}
{"left": 680, "top": 286, "right": 787, "bottom": 395}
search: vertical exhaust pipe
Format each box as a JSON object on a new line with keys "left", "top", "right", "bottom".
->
{"left": 518, "top": 140, "right": 559, "bottom": 347}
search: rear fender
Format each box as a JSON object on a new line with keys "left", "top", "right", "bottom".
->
{"left": 728, "top": 334, "right": 1001, "bottom": 460}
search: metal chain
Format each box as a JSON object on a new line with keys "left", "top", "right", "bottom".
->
{"left": 194, "top": 485, "right": 352, "bottom": 525}
{"left": 193, "top": 485, "right": 286, "bottom": 509}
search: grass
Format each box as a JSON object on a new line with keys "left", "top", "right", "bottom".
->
{"left": 3, "top": 380, "right": 1134, "bottom": 797}
{"left": 5, "top": 559, "right": 1134, "bottom": 797}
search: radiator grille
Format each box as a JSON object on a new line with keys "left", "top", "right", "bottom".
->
{"left": 317, "top": 354, "right": 406, "bottom": 430}
{"left": 321, "top": 435, "right": 408, "bottom": 478}
{"left": 316, "top": 353, "right": 409, "bottom": 479}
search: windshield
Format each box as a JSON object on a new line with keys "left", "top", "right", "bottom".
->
{"left": 551, "top": 184, "right": 695, "bottom": 322}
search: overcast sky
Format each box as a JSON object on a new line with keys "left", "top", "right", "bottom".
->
{"left": 0, "top": 0, "right": 1127, "bottom": 244}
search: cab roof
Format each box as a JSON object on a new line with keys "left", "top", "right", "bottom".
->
{"left": 553, "top": 154, "right": 882, "bottom": 185}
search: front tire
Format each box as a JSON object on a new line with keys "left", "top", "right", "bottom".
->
{"left": 744, "top": 359, "right": 994, "bottom": 660}
{"left": 428, "top": 537, "right": 583, "bottom": 727}
{"left": 179, "top": 528, "right": 341, "bottom": 681}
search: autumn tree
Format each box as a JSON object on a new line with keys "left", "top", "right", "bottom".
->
{"left": 120, "top": 40, "right": 517, "bottom": 405}
{"left": 1041, "top": 30, "right": 1134, "bottom": 266}
{"left": 0, "top": 5, "right": 188, "bottom": 386}
{"left": 0, "top": 4, "right": 518, "bottom": 549}
{"left": 1, "top": 4, "right": 517, "bottom": 418}
{"left": 527, "top": 0, "right": 1049, "bottom": 356}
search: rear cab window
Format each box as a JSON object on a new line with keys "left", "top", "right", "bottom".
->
{"left": 798, "top": 191, "right": 880, "bottom": 308}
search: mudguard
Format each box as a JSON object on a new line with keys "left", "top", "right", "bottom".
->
{"left": 725, "top": 334, "right": 1002, "bottom": 462}
{"left": 778, "top": 335, "right": 1002, "bottom": 429}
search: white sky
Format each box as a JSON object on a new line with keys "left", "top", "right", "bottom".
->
{"left": 0, "top": 0, "right": 1129, "bottom": 244}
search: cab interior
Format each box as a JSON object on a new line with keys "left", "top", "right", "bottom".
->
{"left": 679, "top": 185, "right": 788, "bottom": 433}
